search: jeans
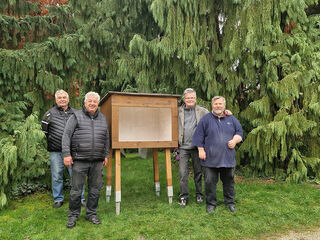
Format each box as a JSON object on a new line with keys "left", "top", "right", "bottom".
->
{"left": 69, "top": 161, "right": 103, "bottom": 218}
{"left": 203, "top": 167, "right": 235, "bottom": 207}
{"left": 178, "top": 148, "right": 203, "bottom": 200}
{"left": 50, "top": 152, "right": 85, "bottom": 203}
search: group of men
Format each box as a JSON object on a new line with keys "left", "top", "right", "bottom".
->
{"left": 42, "top": 88, "right": 243, "bottom": 228}
{"left": 178, "top": 88, "right": 243, "bottom": 214}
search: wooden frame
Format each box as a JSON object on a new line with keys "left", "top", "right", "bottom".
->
{"left": 100, "top": 91, "right": 179, "bottom": 149}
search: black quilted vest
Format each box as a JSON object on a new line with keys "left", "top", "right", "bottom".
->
{"left": 47, "top": 105, "right": 75, "bottom": 152}
{"left": 71, "top": 108, "right": 109, "bottom": 161}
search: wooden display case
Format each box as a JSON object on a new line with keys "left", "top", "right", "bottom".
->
{"left": 99, "top": 91, "right": 180, "bottom": 215}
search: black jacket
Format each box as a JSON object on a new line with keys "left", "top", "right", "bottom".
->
{"left": 41, "top": 105, "right": 75, "bottom": 152}
{"left": 62, "top": 107, "right": 110, "bottom": 162}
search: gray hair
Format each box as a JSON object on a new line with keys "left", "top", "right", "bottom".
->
{"left": 84, "top": 91, "right": 100, "bottom": 103}
{"left": 183, "top": 88, "right": 196, "bottom": 98}
{"left": 211, "top": 96, "right": 226, "bottom": 104}
{"left": 55, "top": 89, "right": 69, "bottom": 99}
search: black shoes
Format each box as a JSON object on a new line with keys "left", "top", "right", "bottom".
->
{"left": 180, "top": 196, "right": 203, "bottom": 207}
{"left": 180, "top": 198, "right": 187, "bottom": 208}
{"left": 53, "top": 201, "right": 63, "bottom": 208}
{"left": 228, "top": 205, "right": 237, "bottom": 212}
{"left": 86, "top": 216, "right": 101, "bottom": 225}
{"left": 206, "top": 204, "right": 237, "bottom": 213}
{"left": 66, "top": 217, "right": 77, "bottom": 228}
{"left": 67, "top": 215, "right": 101, "bottom": 228}
{"left": 196, "top": 196, "right": 203, "bottom": 204}
{"left": 206, "top": 205, "right": 215, "bottom": 214}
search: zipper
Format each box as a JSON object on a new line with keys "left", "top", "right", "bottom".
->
{"left": 91, "top": 117, "right": 94, "bottom": 159}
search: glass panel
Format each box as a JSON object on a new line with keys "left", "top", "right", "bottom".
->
{"left": 118, "top": 106, "right": 172, "bottom": 141}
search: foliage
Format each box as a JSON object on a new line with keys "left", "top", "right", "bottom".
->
{"left": 0, "top": 98, "right": 49, "bottom": 207}
{"left": 10, "top": 182, "right": 48, "bottom": 198}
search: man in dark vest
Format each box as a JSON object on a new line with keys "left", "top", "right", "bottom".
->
{"left": 62, "top": 91, "right": 109, "bottom": 228}
{"left": 41, "top": 89, "right": 85, "bottom": 208}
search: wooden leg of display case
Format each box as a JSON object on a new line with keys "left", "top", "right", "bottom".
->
{"left": 115, "top": 149, "right": 121, "bottom": 215}
{"left": 106, "top": 149, "right": 113, "bottom": 203}
{"left": 153, "top": 148, "right": 160, "bottom": 196}
{"left": 165, "top": 148, "right": 173, "bottom": 204}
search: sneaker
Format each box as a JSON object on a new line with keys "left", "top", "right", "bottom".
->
{"left": 206, "top": 205, "right": 215, "bottom": 214}
{"left": 85, "top": 215, "right": 101, "bottom": 225}
{"left": 196, "top": 196, "right": 203, "bottom": 204}
{"left": 53, "top": 201, "right": 63, "bottom": 208}
{"left": 66, "top": 217, "right": 77, "bottom": 228}
{"left": 180, "top": 198, "right": 187, "bottom": 208}
{"left": 228, "top": 205, "right": 237, "bottom": 212}
{"left": 81, "top": 199, "right": 86, "bottom": 207}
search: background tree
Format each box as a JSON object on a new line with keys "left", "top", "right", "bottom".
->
{"left": 0, "top": 0, "right": 319, "bottom": 208}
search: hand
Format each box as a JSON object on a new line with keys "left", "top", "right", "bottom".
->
{"left": 228, "top": 139, "right": 236, "bottom": 149}
{"left": 225, "top": 109, "right": 233, "bottom": 116}
{"left": 198, "top": 148, "right": 206, "bottom": 160}
{"left": 64, "top": 156, "right": 73, "bottom": 167}
{"left": 103, "top": 157, "right": 109, "bottom": 167}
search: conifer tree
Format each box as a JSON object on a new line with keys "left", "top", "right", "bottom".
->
{"left": 0, "top": 0, "right": 74, "bottom": 207}
{"left": 124, "top": 0, "right": 320, "bottom": 182}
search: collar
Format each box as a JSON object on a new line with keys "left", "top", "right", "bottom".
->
{"left": 211, "top": 111, "right": 226, "bottom": 119}
{"left": 55, "top": 104, "right": 70, "bottom": 112}
{"left": 82, "top": 106, "right": 99, "bottom": 118}
{"left": 183, "top": 103, "right": 196, "bottom": 110}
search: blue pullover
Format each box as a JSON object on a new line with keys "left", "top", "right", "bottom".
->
{"left": 192, "top": 113, "right": 243, "bottom": 168}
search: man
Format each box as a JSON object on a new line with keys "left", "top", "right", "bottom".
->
{"left": 62, "top": 91, "right": 109, "bottom": 228}
{"left": 192, "top": 96, "right": 243, "bottom": 214}
{"left": 178, "top": 88, "right": 209, "bottom": 207}
{"left": 41, "top": 89, "right": 85, "bottom": 208}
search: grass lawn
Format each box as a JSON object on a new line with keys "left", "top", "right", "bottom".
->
{"left": 1, "top": 152, "right": 320, "bottom": 240}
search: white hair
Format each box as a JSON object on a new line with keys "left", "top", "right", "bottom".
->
{"left": 84, "top": 91, "right": 100, "bottom": 103}
{"left": 183, "top": 88, "right": 196, "bottom": 98}
{"left": 211, "top": 96, "right": 226, "bottom": 104}
{"left": 55, "top": 89, "right": 69, "bottom": 99}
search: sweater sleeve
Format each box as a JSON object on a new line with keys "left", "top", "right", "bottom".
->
{"left": 192, "top": 117, "right": 206, "bottom": 148}
{"left": 62, "top": 114, "right": 78, "bottom": 158}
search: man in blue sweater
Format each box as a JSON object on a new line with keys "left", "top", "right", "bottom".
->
{"left": 192, "top": 96, "right": 243, "bottom": 214}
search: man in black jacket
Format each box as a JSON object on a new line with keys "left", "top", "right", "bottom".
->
{"left": 42, "top": 90, "right": 85, "bottom": 208}
{"left": 62, "top": 91, "right": 109, "bottom": 228}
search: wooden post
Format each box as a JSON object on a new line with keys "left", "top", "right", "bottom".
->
{"left": 165, "top": 148, "right": 173, "bottom": 204}
{"left": 153, "top": 148, "right": 160, "bottom": 196}
{"left": 115, "top": 149, "right": 121, "bottom": 215}
{"left": 106, "top": 148, "right": 113, "bottom": 202}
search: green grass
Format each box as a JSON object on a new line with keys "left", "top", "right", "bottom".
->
{"left": 1, "top": 152, "right": 320, "bottom": 240}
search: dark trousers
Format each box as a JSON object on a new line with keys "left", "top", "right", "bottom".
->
{"left": 203, "top": 167, "right": 235, "bottom": 207}
{"left": 69, "top": 161, "right": 103, "bottom": 218}
{"left": 179, "top": 148, "right": 203, "bottom": 200}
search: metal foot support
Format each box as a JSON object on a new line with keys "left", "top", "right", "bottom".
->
{"left": 167, "top": 186, "right": 173, "bottom": 204}
{"left": 106, "top": 185, "right": 112, "bottom": 202}
{"left": 155, "top": 182, "right": 160, "bottom": 196}
{"left": 116, "top": 202, "right": 121, "bottom": 215}
{"left": 115, "top": 190, "right": 121, "bottom": 215}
